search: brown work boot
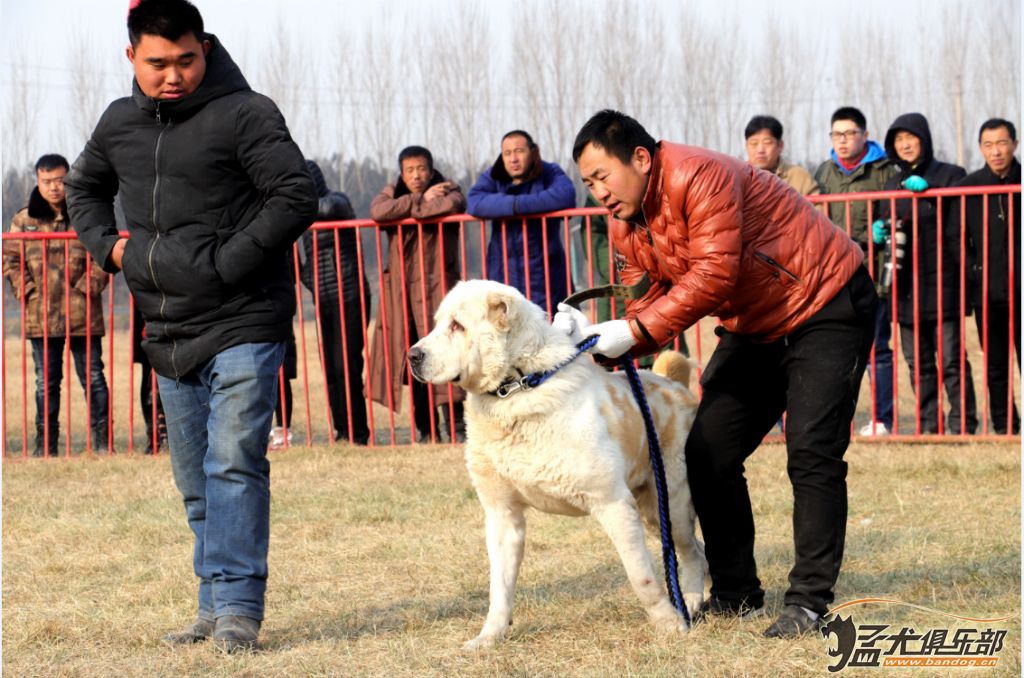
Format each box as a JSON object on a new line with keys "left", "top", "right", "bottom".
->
{"left": 212, "top": 615, "right": 261, "bottom": 653}
{"left": 162, "top": 616, "right": 214, "bottom": 646}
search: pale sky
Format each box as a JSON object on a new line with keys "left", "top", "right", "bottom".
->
{"left": 1, "top": 0, "right": 1020, "bottom": 183}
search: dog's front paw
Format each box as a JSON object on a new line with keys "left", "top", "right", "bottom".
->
{"left": 462, "top": 633, "right": 500, "bottom": 651}
{"left": 684, "top": 593, "right": 705, "bottom": 620}
{"left": 651, "top": 611, "right": 689, "bottom": 636}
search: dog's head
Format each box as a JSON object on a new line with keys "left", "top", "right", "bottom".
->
{"left": 408, "top": 280, "right": 561, "bottom": 394}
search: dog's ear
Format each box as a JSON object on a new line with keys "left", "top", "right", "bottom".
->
{"left": 486, "top": 291, "right": 515, "bottom": 332}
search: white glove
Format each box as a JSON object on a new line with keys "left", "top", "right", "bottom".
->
{"left": 552, "top": 302, "right": 590, "bottom": 342}
{"left": 589, "top": 319, "right": 637, "bottom": 359}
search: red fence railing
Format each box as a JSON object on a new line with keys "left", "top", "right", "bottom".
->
{"left": 2, "top": 186, "right": 1019, "bottom": 458}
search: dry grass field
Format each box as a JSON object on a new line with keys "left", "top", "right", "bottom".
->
{"left": 2, "top": 439, "right": 1019, "bottom": 677}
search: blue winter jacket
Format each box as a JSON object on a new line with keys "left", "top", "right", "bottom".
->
{"left": 468, "top": 158, "right": 576, "bottom": 314}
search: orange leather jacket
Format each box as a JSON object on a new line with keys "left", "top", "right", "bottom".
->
{"left": 615, "top": 142, "right": 864, "bottom": 353}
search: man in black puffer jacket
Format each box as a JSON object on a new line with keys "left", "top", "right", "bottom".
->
{"left": 878, "top": 112, "right": 978, "bottom": 434}
{"left": 300, "top": 160, "right": 370, "bottom": 444}
{"left": 64, "top": 0, "right": 317, "bottom": 653}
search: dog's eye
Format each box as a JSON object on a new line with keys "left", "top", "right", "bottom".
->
{"left": 449, "top": 319, "right": 464, "bottom": 333}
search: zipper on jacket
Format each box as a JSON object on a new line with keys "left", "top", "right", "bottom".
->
{"left": 754, "top": 251, "right": 801, "bottom": 283}
{"left": 148, "top": 115, "right": 180, "bottom": 378}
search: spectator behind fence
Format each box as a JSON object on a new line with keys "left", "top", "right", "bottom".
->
{"left": 954, "top": 118, "right": 1022, "bottom": 434}
{"left": 563, "top": 109, "right": 874, "bottom": 638}
{"left": 132, "top": 305, "right": 167, "bottom": 454}
{"left": 2, "top": 153, "right": 110, "bottom": 457}
{"left": 878, "top": 113, "right": 978, "bottom": 434}
{"left": 65, "top": 0, "right": 317, "bottom": 652}
{"left": 370, "top": 146, "right": 467, "bottom": 443}
{"left": 467, "top": 130, "right": 576, "bottom": 315}
{"left": 300, "top": 159, "right": 370, "bottom": 445}
{"left": 744, "top": 115, "right": 820, "bottom": 197}
{"left": 268, "top": 317, "right": 298, "bottom": 450}
{"left": 816, "top": 106, "right": 900, "bottom": 436}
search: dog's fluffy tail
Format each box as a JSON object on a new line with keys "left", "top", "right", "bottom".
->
{"left": 652, "top": 350, "right": 696, "bottom": 388}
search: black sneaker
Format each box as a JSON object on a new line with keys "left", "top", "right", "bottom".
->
{"left": 763, "top": 604, "right": 824, "bottom": 638}
{"left": 692, "top": 597, "right": 765, "bottom": 625}
{"left": 162, "top": 616, "right": 215, "bottom": 646}
{"left": 211, "top": 615, "right": 261, "bottom": 653}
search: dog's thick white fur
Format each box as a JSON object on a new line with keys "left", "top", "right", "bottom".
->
{"left": 409, "top": 279, "right": 707, "bottom": 650}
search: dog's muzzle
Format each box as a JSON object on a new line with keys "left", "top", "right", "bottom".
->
{"left": 407, "top": 346, "right": 425, "bottom": 381}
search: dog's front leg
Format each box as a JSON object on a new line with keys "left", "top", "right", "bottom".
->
{"left": 463, "top": 501, "right": 526, "bottom": 651}
{"left": 591, "top": 497, "right": 688, "bottom": 635}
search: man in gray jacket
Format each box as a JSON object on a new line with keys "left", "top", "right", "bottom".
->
{"left": 65, "top": 0, "right": 316, "bottom": 652}
{"left": 816, "top": 106, "right": 898, "bottom": 436}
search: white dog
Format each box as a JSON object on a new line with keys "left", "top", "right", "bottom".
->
{"left": 408, "top": 279, "right": 706, "bottom": 649}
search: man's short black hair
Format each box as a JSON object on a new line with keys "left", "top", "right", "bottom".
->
{"left": 572, "top": 110, "right": 657, "bottom": 164}
{"left": 831, "top": 107, "right": 867, "bottom": 131}
{"left": 398, "top": 146, "right": 434, "bottom": 171}
{"left": 744, "top": 115, "right": 784, "bottom": 141}
{"left": 979, "top": 118, "right": 1017, "bottom": 142}
{"left": 501, "top": 130, "right": 536, "bottom": 149}
{"left": 127, "top": 0, "right": 205, "bottom": 47}
{"left": 35, "top": 154, "right": 69, "bottom": 173}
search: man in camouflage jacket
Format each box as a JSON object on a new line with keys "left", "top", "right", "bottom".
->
{"left": 3, "top": 154, "right": 110, "bottom": 456}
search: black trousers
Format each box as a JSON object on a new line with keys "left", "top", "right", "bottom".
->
{"left": 975, "top": 303, "right": 1021, "bottom": 434}
{"left": 319, "top": 302, "right": 369, "bottom": 444}
{"left": 898, "top": 319, "right": 978, "bottom": 434}
{"left": 685, "top": 267, "right": 876, "bottom": 615}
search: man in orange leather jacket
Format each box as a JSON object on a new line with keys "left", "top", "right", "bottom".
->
{"left": 556, "top": 110, "right": 877, "bottom": 638}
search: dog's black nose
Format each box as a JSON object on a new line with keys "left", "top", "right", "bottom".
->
{"left": 408, "top": 346, "right": 424, "bottom": 366}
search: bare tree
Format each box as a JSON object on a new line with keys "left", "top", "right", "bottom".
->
{"left": 510, "top": 0, "right": 591, "bottom": 171}
{"left": 2, "top": 42, "right": 43, "bottom": 196}
{"left": 69, "top": 32, "right": 110, "bottom": 148}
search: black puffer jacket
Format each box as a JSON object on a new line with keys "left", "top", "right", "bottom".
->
{"left": 65, "top": 34, "right": 317, "bottom": 378}
{"left": 880, "top": 113, "right": 968, "bottom": 323}
{"left": 952, "top": 159, "right": 1021, "bottom": 309}
{"left": 298, "top": 161, "right": 367, "bottom": 305}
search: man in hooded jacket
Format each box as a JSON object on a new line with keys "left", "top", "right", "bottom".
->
{"left": 64, "top": 0, "right": 317, "bottom": 652}
{"left": 878, "top": 112, "right": 978, "bottom": 435}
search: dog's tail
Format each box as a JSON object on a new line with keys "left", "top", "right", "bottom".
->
{"left": 651, "top": 350, "right": 696, "bottom": 388}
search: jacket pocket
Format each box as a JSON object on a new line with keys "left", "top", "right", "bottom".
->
{"left": 752, "top": 251, "right": 801, "bottom": 285}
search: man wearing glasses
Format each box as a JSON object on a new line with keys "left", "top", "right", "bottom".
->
{"left": 816, "top": 107, "right": 898, "bottom": 436}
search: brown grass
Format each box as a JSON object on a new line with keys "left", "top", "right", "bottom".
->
{"left": 2, "top": 440, "right": 1019, "bottom": 677}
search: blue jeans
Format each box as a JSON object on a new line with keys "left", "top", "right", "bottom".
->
{"left": 157, "top": 342, "right": 284, "bottom": 622}
{"left": 866, "top": 302, "right": 894, "bottom": 428}
{"left": 31, "top": 336, "right": 109, "bottom": 451}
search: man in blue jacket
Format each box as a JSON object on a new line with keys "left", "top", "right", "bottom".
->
{"left": 468, "top": 130, "right": 575, "bottom": 315}
{"left": 65, "top": 0, "right": 316, "bottom": 652}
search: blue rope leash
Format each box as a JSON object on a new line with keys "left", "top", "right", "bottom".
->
{"left": 619, "top": 354, "right": 690, "bottom": 624}
{"left": 493, "top": 335, "right": 600, "bottom": 398}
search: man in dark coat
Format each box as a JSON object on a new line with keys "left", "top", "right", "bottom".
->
{"left": 64, "top": 0, "right": 317, "bottom": 652}
{"left": 468, "top": 130, "right": 576, "bottom": 316}
{"left": 953, "top": 118, "right": 1021, "bottom": 434}
{"left": 300, "top": 159, "right": 370, "bottom": 445}
{"left": 878, "top": 112, "right": 978, "bottom": 434}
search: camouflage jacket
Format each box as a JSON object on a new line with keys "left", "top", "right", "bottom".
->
{"left": 3, "top": 189, "right": 108, "bottom": 338}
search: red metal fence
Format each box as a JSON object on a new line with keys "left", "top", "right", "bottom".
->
{"left": 2, "top": 185, "right": 1019, "bottom": 458}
